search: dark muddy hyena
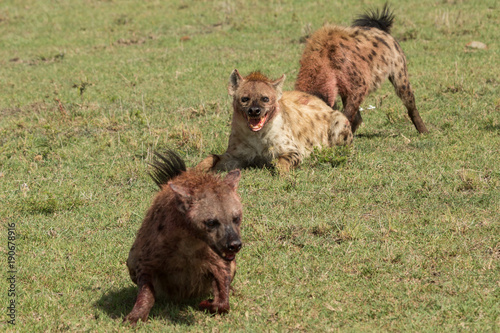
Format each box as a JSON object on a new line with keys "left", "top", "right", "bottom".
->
{"left": 124, "top": 150, "right": 243, "bottom": 325}
{"left": 295, "top": 4, "right": 428, "bottom": 134}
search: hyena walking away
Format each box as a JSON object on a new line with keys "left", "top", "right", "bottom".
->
{"left": 197, "top": 69, "right": 353, "bottom": 173}
{"left": 124, "top": 150, "right": 243, "bottom": 325}
{"left": 295, "top": 5, "right": 428, "bottom": 134}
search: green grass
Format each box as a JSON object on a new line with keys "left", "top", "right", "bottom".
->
{"left": 1, "top": 0, "right": 499, "bottom": 331}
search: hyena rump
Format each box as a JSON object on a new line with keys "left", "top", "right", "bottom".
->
{"left": 124, "top": 150, "right": 243, "bottom": 324}
{"left": 295, "top": 5, "right": 428, "bottom": 134}
{"left": 197, "top": 69, "right": 353, "bottom": 173}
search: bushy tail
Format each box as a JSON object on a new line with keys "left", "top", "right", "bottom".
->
{"left": 351, "top": 3, "right": 395, "bottom": 34}
{"left": 148, "top": 150, "right": 187, "bottom": 188}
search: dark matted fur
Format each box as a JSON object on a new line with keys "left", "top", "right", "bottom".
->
{"left": 295, "top": 4, "right": 428, "bottom": 134}
{"left": 124, "top": 150, "right": 243, "bottom": 325}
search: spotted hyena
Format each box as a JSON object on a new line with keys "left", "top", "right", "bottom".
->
{"left": 196, "top": 69, "right": 353, "bottom": 173}
{"left": 124, "top": 150, "right": 243, "bottom": 325}
{"left": 295, "top": 4, "right": 428, "bottom": 134}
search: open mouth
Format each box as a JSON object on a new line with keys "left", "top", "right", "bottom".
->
{"left": 246, "top": 114, "right": 268, "bottom": 132}
{"left": 221, "top": 251, "right": 237, "bottom": 262}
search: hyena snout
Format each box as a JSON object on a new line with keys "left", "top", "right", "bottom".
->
{"left": 247, "top": 107, "right": 261, "bottom": 117}
{"left": 219, "top": 228, "right": 242, "bottom": 261}
{"left": 227, "top": 238, "right": 242, "bottom": 253}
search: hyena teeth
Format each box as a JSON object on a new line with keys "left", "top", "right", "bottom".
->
{"left": 248, "top": 115, "right": 267, "bottom": 131}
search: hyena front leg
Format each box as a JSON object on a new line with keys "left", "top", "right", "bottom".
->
{"left": 212, "top": 152, "right": 246, "bottom": 172}
{"left": 352, "top": 111, "right": 363, "bottom": 134}
{"left": 389, "top": 66, "right": 429, "bottom": 134}
{"left": 341, "top": 91, "right": 366, "bottom": 134}
{"left": 124, "top": 274, "right": 155, "bottom": 325}
{"left": 199, "top": 267, "right": 232, "bottom": 314}
{"left": 195, "top": 154, "right": 221, "bottom": 172}
{"left": 276, "top": 151, "right": 301, "bottom": 173}
{"left": 196, "top": 153, "right": 245, "bottom": 172}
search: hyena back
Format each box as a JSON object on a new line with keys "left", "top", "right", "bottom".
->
{"left": 295, "top": 5, "right": 428, "bottom": 134}
{"left": 197, "top": 70, "right": 353, "bottom": 173}
{"left": 124, "top": 150, "right": 243, "bottom": 325}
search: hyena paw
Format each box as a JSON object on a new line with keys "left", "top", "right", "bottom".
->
{"left": 199, "top": 299, "right": 230, "bottom": 314}
{"left": 276, "top": 159, "right": 291, "bottom": 173}
{"left": 123, "top": 314, "right": 140, "bottom": 326}
{"left": 123, "top": 309, "right": 150, "bottom": 325}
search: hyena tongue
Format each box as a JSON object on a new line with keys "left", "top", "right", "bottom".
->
{"left": 248, "top": 116, "right": 266, "bottom": 132}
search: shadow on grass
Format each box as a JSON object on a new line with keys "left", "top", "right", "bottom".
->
{"left": 355, "top": 131, "right": 387, "bottom": 139}
{"left": 482, "top": 122, "right": 500, "bottom": 133}
{"left": 95, "top": 285, "right": 199, "bottom": 326}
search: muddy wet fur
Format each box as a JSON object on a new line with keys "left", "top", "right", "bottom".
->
{"left": 124, "top": 150, "right": 243, "bottom": 325}
{"left": 295, "top": 4, "right": 428, "bottom": 134}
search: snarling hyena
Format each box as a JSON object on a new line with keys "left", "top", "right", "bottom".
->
{"left": 124, "top": 150, "right": 243, "bottom": 325}
{"left": 295, "top": 4, "right": 428, "bottom": 134}
{"left": 196, "top": 69, "right": 353, "bottom": 173}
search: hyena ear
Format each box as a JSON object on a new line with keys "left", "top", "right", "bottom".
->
{"left": 224, "top": 169, "right": 241, "bottom": 191}
{"left": 169, "top": 183, "right": 193, "bottom": 213}
{"left": 228, "top": 69, "right": 244, "bottom": 96}
{"left": 271, "top": 74, "right": 286, "bottom": 100}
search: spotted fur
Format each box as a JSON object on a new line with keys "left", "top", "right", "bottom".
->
{"left": 196, "top": 69, "right": 353, "bottom": 173}
{"left": 295, "top": 4, "right": 428, "bottom": 134}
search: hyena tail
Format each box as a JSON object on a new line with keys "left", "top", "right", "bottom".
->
{"left": 351, "top": 3, "right": 394, "bottom": 34}
{"left": 149, "top": 150, "right": 187, "bottom": 189}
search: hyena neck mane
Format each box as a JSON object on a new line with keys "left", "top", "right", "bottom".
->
{"left": 245, "top": 71, "right": 271, "bottom": 82}
{"left": 148, "top": 150, "right": 187, "bottom": 189}
{"left": 148, "top": 150, "right": 225, "bottom": 227}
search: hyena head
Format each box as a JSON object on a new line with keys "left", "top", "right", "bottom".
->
{"left": 169, "top": 170, "right": 243, "bottom": 261}
{"left": 228, "top": 69, "right": 286, "bottom": 132}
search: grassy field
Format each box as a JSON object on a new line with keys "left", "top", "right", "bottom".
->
{"left": 1, "top": 0, "right": 499, "bottom": 331}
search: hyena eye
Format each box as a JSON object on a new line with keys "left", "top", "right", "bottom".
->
{"left": 204, "top": 219, "right": 219, "bottom": 229}
{"left": 241, "top": 97, "right": 250, "bottom": 103}
{"left": 261, "top": 96, "right": 269, "bottom": 103}
{"left": 232, "top": 215, "right": 241, "bottom": 225}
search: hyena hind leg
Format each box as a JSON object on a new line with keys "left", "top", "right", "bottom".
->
{"left": 389, "top": 70, "right": 429, "bottom": 134}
